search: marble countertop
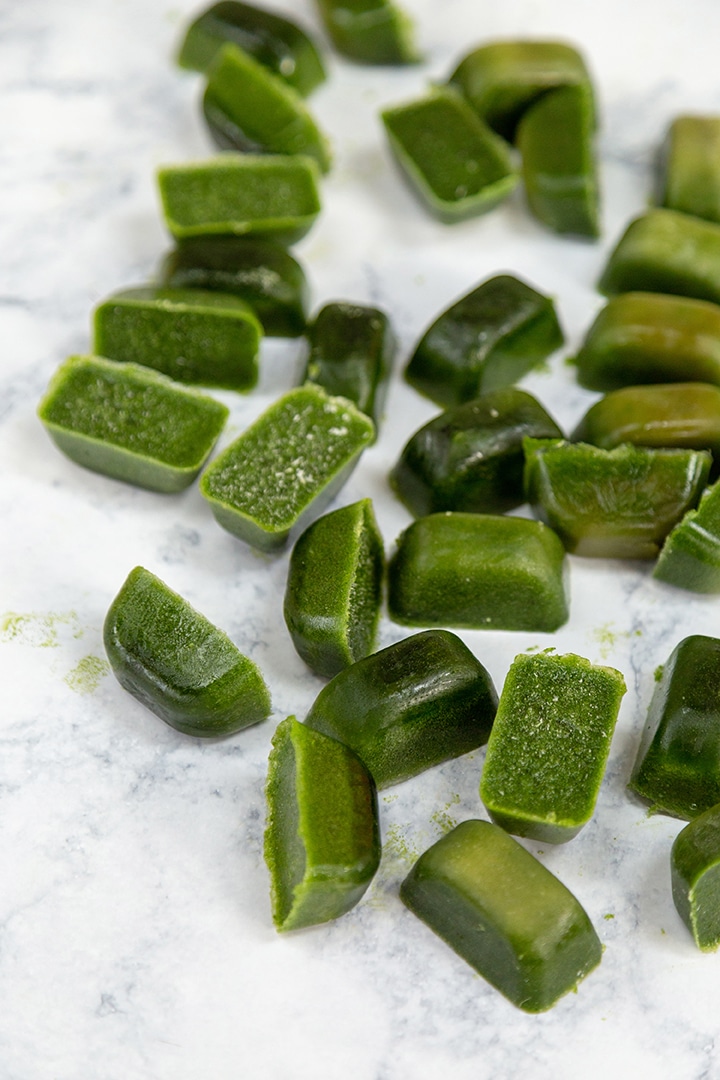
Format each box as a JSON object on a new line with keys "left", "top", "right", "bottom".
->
{"left": 4, "top": 1, "right": 720, "bottom": 1076}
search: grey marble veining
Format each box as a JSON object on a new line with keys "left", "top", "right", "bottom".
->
{"left": 4, "top": 1, "right": 720, "bottom": 1077}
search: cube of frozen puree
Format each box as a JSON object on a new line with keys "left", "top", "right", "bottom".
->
{"left": 628, "top": 635, "right": 720, "bottom": 819}
{"left": 654, "top": 481, "right": 720, "bottom": 593}
{"left": 37, "top": 354, "right": 228, "bottom": 493}
{"left": 390, "top": 386, "right": 563, "bottom": 517}
{"left": 202, "top": 44, "right": 331, "bottom": 171}
{"left": 93, "top": 286, "right": 262, "bottom": 391}
{"left": 176, "top": 0, "right": 327, "bottom": 96}
{"left": 200, "top": 384, "right": 375, "bottom": 552}
{"left": 104, "top": 566, "right": 271, "bottom": 737}
{"left": 659, "top": 115, "right": 720, "bottom": 225}
{"left": 516, "top": 82, "right": 599, "bottom": 238}
{"left": 671, "top": 802, "right": 720, "bottom": 951}
{"left": 447, "top": 40, "right": 594, "bottom": 142}
{"left": 157, "top": 154, "right": 322, "bottom": 244}
{"left": 400, "top": 820, "right": 602, "bottom": 1012}
{"left": 314, "top": 0, "right": 419, "bottom": 65}
{"left": 381, "top": 88, "right": 518, "bottom": 223}
{"left": 387, "top": 512, "right": 569, "bottom": 632}
{"left": 283, "top": 498, "right": 384, "bottom": 678}
{"left": 302, "top": 301, "right": 396, "bottom": 431}
{"left": 264, "top": 717, "right": 380, "bottom": 932}
{"left": 524, "top": 438, "right": 711, "bottom": 559}
{"left": 574, "top": 292, "right": 720, "bottom": 392}
{"left": 480, "top": 651, "right": 626, "bottom": 844}
{"left": 303, "top": 629, "right": 498, "bottom": 788}
{"left": 160, "top": 235, "right": 309, "bottom": 338}
{"left": 598, "top": 208, "right": 720, "bottom": 304}
{"left": 404, "top": 274, "right": 563, "bottom": 408}
{"left": 572, "top": 383, "right": 720, "bottom": 457}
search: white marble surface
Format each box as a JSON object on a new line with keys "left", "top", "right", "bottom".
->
{"left": 4, "top": 1, "right": 720, "bottom": 1076}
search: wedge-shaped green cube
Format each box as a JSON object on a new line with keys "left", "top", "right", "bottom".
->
{"left": 200, "top": 384, "right": 375, "bottom": 551}
{"left": 284, "top": 498, "right": 384, "bottom": 678}
{"left": 303, "top": 629, "right": 497, "bottom": 788}
{"left": 157, "top": 154, "right": 322, "bottom": 244}
{"left": 672, "top": 803, "right": 720, "bottom": 951}
{"left": 629, "top": 635, "right": 720, "bottom": 819}
{"left": 655, "top": 481, "right": 720, "bottom": 593}
{"left": 405, "top": 274, "right": 563, "bottom": 408}
{"left": 480, "top": 652, "right": 626, "bottom": 843}
{"left": 599, "top": 209, "right": 720, "bottom": 303}
{"left": 381, "top": 89, "right": 518, "bottom": 223}
{"left": 93, "top": 286, "right": 262, "bottom": 391}
{"left": 517, "top": 83, "right": 599, "bottom": 238}
{"left": 104, "top": 566, "right": 271, "bottom": 737}
{"left": 400, "top": 820, "right": 602, "bottom": 1012}
{"left": 447, "top": 40, "right": 594, "bottom": 143}
{"left": 574, "top": 292, "right": 720, "bottom": 392}
{"left": 177, "top": 0, "right": 327, "bottom": 97}
{"left": 203, "top": 44, "right": 331, "bottom": 172}
{"left": 160, "top": 235, "right": 309, "bottom": 337}
{"left": 302, "top": 301, "right": 395, "bottom": 431}
{"left": 387, "top": 513, "right": 568, "bottom": 632}
{"left": 264, "top": 717, "right": 380, "bottom": 931}
{"left": 38, "top": 355, "right": 228, "bottom": 493}
{"left": 524, "top": 438, "right": 711, "bottom": 559}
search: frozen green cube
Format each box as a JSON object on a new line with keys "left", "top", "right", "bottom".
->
{"left": 200, "top": 384, "right": 375, "bottom": 551}
{"left": 177, "top": 0, "right": 327, "bottom": 97}
{"left": 157, "top": 154, "right": 322, "bottom": 244}
{"left": 629, "top": 635, "right": 720, "bottom": 819}
{"left": 283, "top": 498, "right": 384, "bottom": 678}
{"left": 93, "top": 286, "right": 262, "bottom": 391}
{"left": 303, "top": 629, "right": 497, "bottom": 789}
{"left": 104, "top": 566, "right": 271, "bottom": 737}
{"left": 203, "top": 44, "right": 331, "bottom": 171}
{"left": 655, "top": 481, "right": 720, "bottom": 593}
{"left": 381, "top": 88, "right": 518, "bottom": 222}
{"left": 387, "top": 512, "right": 569, "bottom": 632}
{"left": 480, "top": 652, "right": 626, "bottom": 843}
{"left": 405, "top": 274, "right": 563, "bottom": 408}
{"left": 400, "top": 820, "right": 602, "bottom": 1012}
{"left": 672, "top": 803, "right": 720, "bottom": 951}
{"left": 659, "top": 115, "right": 720, "bottom": 225}
{"left": 37, "top": 355, "right": 228, "bottom": 493}
{"left": 264, "top": 717, "right": 380, "bottom": 931}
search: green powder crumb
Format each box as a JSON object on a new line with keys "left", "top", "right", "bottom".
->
{"left": 591, "top": 622, "right": 633, "bottom": 659}
{"left": 64, "top": 655, "right": 111, "bottom": 694}
{"left": 430, "top": 794, "right": 461, "bottom": 836}
{"left": 654, "top": 664, "right": 664, "bottom": 682}
{"left": 604, "top": 913, "right": 615, "bottom": 920}
{"left": 384, "top": 824, "right": 420, "bottom": 864}
{"left": 1, "top": 611, "right": 83, "bottom": 647}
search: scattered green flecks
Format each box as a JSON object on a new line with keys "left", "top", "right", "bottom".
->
{"left": 590, "top": 623, "right": 643, "bottom": 660}
{"left": 65, "top": 655, "right": 111, "bottom": 694}
{"left": 1, "top": 611, "right": 83, "bottom": 647}
{"left": 384, "top": 823, "right": 420, "bottom": 865}
{"left": 382, "top": 793, "right": 399, "bottom": 804}
{"left": 430, "top": 794, "right": 461, "bottom": 836}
